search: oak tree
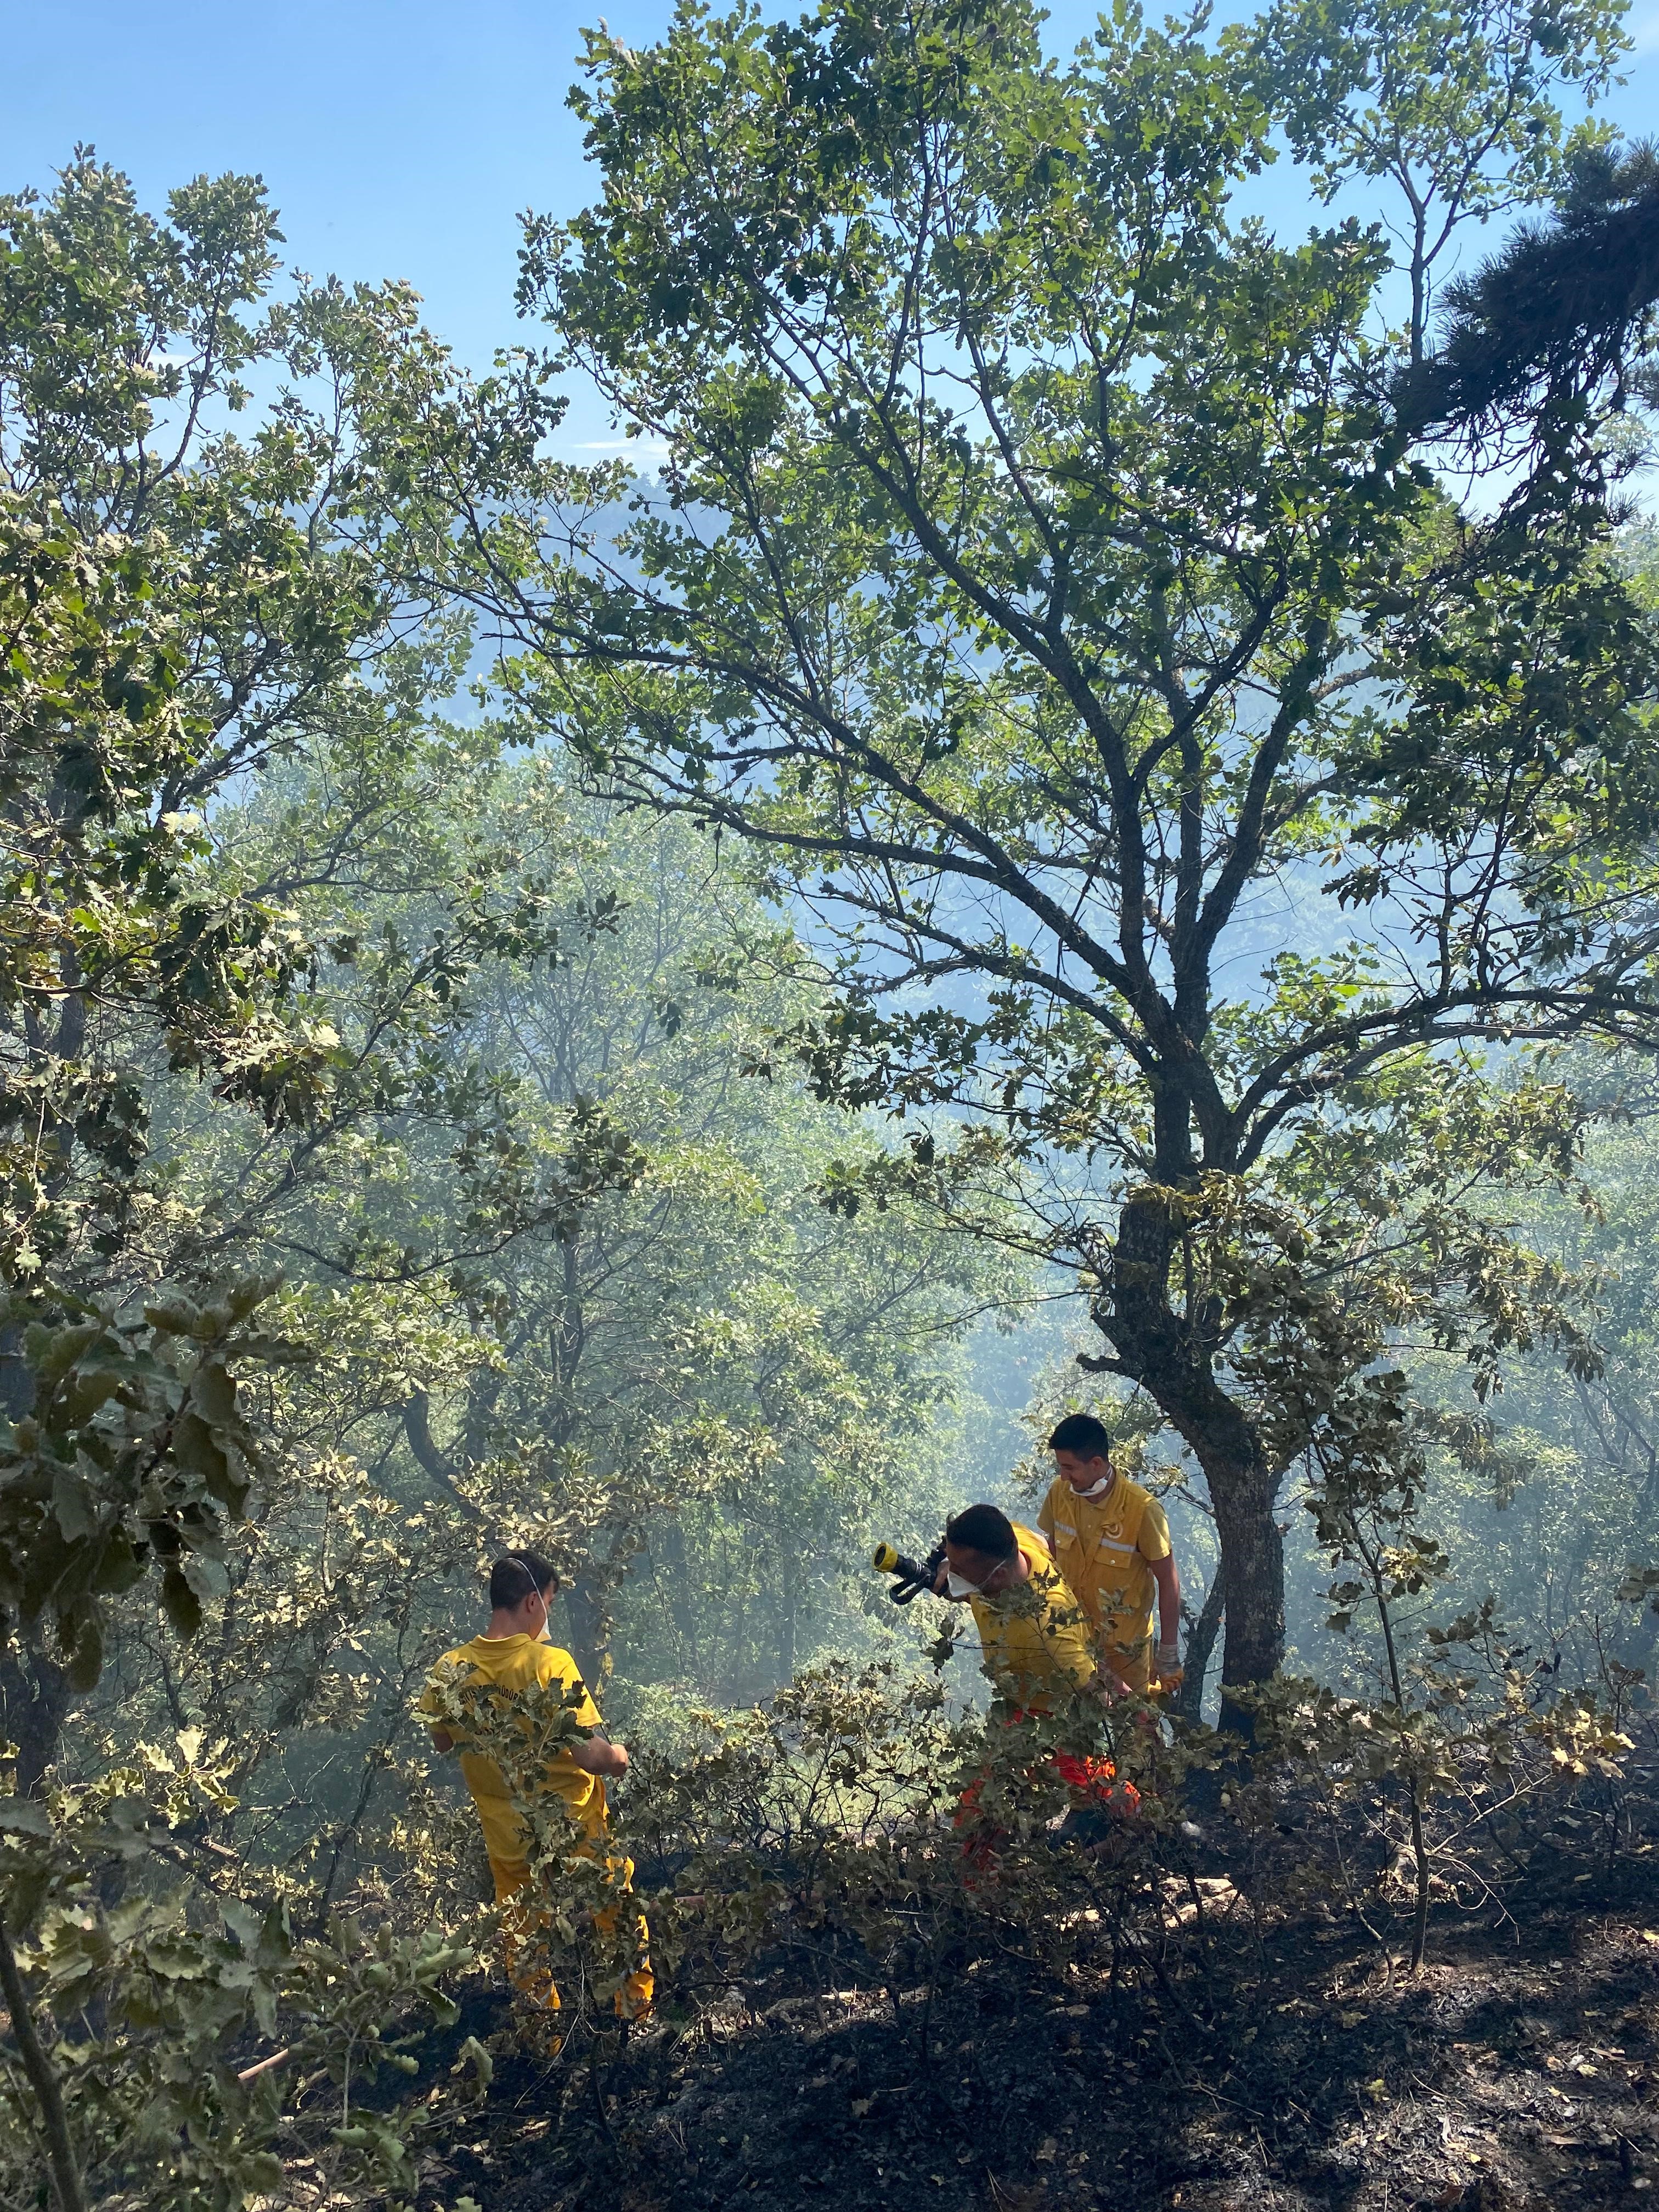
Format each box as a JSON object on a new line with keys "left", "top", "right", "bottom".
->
{"left": 390, "top": 0, "right": 1659, "bottom": 1708}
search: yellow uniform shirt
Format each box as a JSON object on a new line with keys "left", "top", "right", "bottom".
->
{"left": 1037, "top": 1472, "right": 1171, "bottom": 1690}
{"left": 968, "top": 1524, "right": 1097, "bottom": 1715}
{"left": 421, "top": 1633, "right": 607, "bottom": 1872}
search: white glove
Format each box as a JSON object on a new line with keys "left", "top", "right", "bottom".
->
{"left": 1156, "top": 1640, "right": 1182, "bottom": 1684}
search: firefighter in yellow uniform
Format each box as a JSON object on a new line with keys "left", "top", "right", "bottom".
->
{"left": 421, "top": 1551, "right": 652, "bottom": 2019}
{"left": 934, "top": 1502, "right": 1097, "bottom": 1715}
{"left": 934, "top": 1501, "right": 1127, "bottom": 1839}
{"left": 1037, "top": 1414, "right": 1183, "bottom": 1695}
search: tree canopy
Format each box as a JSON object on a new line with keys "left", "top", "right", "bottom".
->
{"left": 366, "top": 0, "right": 1659, "bottom": 1705}
{"left": 3, "top": 0, "right": 1659, "bottom": 2193}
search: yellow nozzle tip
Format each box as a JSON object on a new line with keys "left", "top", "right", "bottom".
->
{"left": 872, "top": 1543, "right": 899, "bottom": 1572}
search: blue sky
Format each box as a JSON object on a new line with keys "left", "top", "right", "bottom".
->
{"left": 6, "top": 0, "right": 1657, "bottom": 455}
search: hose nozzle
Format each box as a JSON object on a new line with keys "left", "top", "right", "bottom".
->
{"left": 872, "top": 1538, "right": 944, "bottom": 1605}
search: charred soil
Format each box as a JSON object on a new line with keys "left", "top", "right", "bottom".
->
{"left": 400, "top": 1835, "right": 1659, "bottom": 2212}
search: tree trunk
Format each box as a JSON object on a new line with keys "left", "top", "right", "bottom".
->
{"left": 1087, "top": 1187, "right": 1288, "bottom": 1722}
{"left": 1209, "top": 1467, "right": 1284, "bottom": 1735}
{"left": 1172, "top": 1560, "right": 1225, "bottom": 1729}
{"left": 778, "top": 1572, "right": 797, "bottom": 1687}
{"left": 404, "top": 1392, "right": 484, "bottom": 1525}
{"left": 563, "top": 1574, "right": 611, "bottom": 1694}
{"left": 0, "top": 1920, "right": 87, "bottom": 2212}
{"left": 0, "top": 1646, "right": 70, "bottom": 1796}
{"left": 0, "top": 1320, "right": 34, "bottom": 1421}
{"left": 657, "top": 1516, "right": 699, "bottom": 1669}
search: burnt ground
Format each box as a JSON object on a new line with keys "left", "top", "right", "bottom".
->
{"left": 402, "top": 1838, "right": 1659, "bottom": 2212}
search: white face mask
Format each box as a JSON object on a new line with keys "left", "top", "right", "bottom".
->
{"left": 1075, "top": 1472, "right": 1113, "bottom": 1498}
{"left": 946, "top": 1570, "right": 981, "bottom": 1599}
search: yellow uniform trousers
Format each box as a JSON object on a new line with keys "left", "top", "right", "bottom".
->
{"left": 490, "top": 1847, "right": 654, "bottom": 2020}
